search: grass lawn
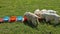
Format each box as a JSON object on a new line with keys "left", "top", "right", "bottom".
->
{"left": 0, "top": 0, "right": 60, "bottom": 34}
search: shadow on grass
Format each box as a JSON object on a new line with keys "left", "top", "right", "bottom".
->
{"left": 45, "top": 21, "right": 60, "bottom": 27}
{"left": 52, "top": 23, "right": 60, "bottom": 27}
{"left": 23, "top": 20, "right": 37, "bottom": 28}
{"left": 38, "top": 19, "right": 60, "bottom": 27}
{"left": 23, "top": 20, "right": 40, "bottom": 31}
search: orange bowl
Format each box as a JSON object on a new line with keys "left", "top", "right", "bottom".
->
{"left": 9, "top": 16, "right": 16, "bottom": 22}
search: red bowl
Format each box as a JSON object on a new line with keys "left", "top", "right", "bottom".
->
{"left": 23, "top": 16, "right": 28, "bottom": 22}
{"left": 0, "top": 18, "right": 3, "bottom": 22}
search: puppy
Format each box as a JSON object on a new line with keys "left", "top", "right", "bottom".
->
{"left": 34, "top": 9, "right": 60, "bottom": 24}
{"left": 24, "top": 12, "right": 40, "bottom": 27}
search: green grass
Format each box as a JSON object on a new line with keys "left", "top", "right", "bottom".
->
{"left": 0, "top": 0, "right": 60, "bottom": 34}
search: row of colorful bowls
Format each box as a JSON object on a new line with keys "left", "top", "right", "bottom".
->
{"left": 0, "top": 16, "right": 24, "bottom": 22}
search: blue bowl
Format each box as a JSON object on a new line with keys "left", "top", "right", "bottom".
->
{"left": 3, "top": 16, "right": 10, "bottom": 22}
{"left": 17, "top": 16, "right": 23, "bottom": 22}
